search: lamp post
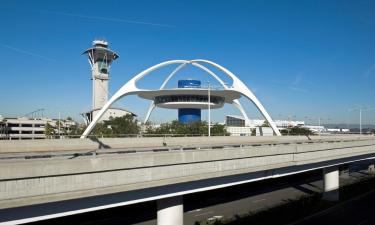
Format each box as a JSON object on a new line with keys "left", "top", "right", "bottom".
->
{"left": 287, "top": 114, "right": 295, "bottom": 136}
{"left": 360, "top": 108, "right": 362, "bottom": 135}
{"left": 318, "top": 117, "right": 321, "bottom": 135}
{"left": 316, "top": 117, "right": 330, "bottom": 134}
{"left": 207, "top": 81, "right": 211, "bottom": 137}
{"left": 350, "top": 106, "right": 375, "bottom": 135}
{"left": 205, "top": 82, "right": 230, "bottom": 137}
{"left": 58, "top": 112, "right": 61, "bottom": 139}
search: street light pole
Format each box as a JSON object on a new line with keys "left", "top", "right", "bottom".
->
{"left": 207, "top": 81, "right": 211, "bottom": 137}
{"left": 360, "top": 108, "right": 362, "bottom": 135}
{"left": 58, "top": 112, "right": 61, "bottom": 139}
{"left": 318, "top": 117, "right": 321, "bottom": 135}
{"left": 349, "top": 106, "right": 374, "bottom": 135}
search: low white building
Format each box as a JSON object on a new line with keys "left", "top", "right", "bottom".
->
{"left": 256, "top": 127, "right": 274, "bottom": 136}
{"left": 1, "top": 117, "right": 77, "bottom": 140}
{"left": 225, "top": 115, "right": 305, "bottom": 129}
{"left": 327, "top": 128, "right": 350, "bottom": 133}
{"left": 302, "top": 125, "right": 326, "bottom": 133}
{"left": 225, "top": 115, "right": 306, "bottom": 136}
{"left": 226, "top": 126, "right": 253, "bottom": 136}
{"left": 81, "top": 107, "right": 136, "bottom": 125}
{"left": 274, "top": 120, "right": 305, "bottom": 129}
{"left": 0, "top": 115, "right": 6, "bottom": 139}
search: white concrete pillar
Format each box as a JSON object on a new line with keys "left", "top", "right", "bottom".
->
{"left": 157, "top": 196, "right": 183, "bottom": 225}
{"left": 323, "top": 166, "right": 339, "bottom": 201}
{"left": 369, "top": 164, "right": 375, "bottom": 175}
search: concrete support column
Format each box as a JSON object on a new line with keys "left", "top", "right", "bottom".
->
{"left": 323, "top": 166, "right": 339, "bottom": 201}
{"left": 369, "top": 164, "right": 375, "bottom": 175}
{"left": 157, "top": 196, "right": 183, "bottom": 225}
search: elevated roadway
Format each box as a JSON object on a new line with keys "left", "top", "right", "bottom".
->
{"left": 0, "top": 135, "right": 375, "bottom": 224}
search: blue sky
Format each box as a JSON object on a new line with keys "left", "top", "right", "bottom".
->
{"left": 0, "top": 0, "right": 374, "bottom": 125}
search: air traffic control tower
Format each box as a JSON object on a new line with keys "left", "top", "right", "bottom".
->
{"left": 81, "top": 40, "right": 135, "bottom": 124}
{"left": 84, "top": 40, "right": 118, "bottom": 109}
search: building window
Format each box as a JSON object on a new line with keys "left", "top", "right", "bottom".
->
{"left": 226, "top": 116, "right": 245, "bottom": 127}
{"left": 98, "top": 61, "right": 108, "bottom": 74}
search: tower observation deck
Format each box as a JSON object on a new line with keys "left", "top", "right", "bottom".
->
{"left": 83, "top": 40, "right": 119, "bottom": 110}
{"left": 81, "top": 40, "right": 135, "bottom": 125}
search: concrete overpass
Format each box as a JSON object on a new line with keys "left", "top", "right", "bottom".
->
{"left": 0, "top": 135, "right": 375, "bottom": 224}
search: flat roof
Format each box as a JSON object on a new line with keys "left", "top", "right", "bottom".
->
{"left": 81, "top": 107, "right": 137, "bottom": 117}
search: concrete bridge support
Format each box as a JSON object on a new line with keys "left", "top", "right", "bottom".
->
{"left": 157, "top": 196, "right": 183, "bottom": 225}
{"left": 323, "top": 166, "right": 339, "bottom": 201}
{"left": 369, "top": 164, "right": 375, "bottom": 175}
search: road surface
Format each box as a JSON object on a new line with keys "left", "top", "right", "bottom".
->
{"left": 30, "top": 164, "right": 370, "bottom": 225}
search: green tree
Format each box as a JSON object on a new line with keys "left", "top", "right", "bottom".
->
{"left": 66, "top": 124, "right": 86, "bottom": 137}
{"left": 145, "top": 120, "right": 227, "bottom": 136}
{"left": 281, "top": 126, "right": 313, "bottom": 136}
{"left": 54, "top": 120, "right": 65, "bottom": 136}
{"left": 262, "top": 120, "right": 270, "bottom": 127}
{"left": 45, "top": 122, "right": 54, "bottom": 137}
{"left": 251, "top": 128, "right": 256, "bottom": 136}
{"left": 92, "top": 122, "right": 113, "bottom": 137}
{"left": 91, "top": 115, "right": 140, "bottom": 137}
{"left": 105, "top": 114, "right": 140, "bottom": 135}
{"left": 210, "top": 123, "right": 227, "bottom": 136}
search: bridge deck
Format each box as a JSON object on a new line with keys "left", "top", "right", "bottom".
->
{"left": 1, "top": 136, "right": 375, "bottom": 209}
{"left": 0, "top": 135, "right": 373, "bottom": 156}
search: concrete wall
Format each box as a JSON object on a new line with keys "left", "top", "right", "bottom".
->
{"left": 1, "top": 137, "right": 375, "bottom": 210}
{"left": 0, "top": 135, "right": 373, "bottom": 153}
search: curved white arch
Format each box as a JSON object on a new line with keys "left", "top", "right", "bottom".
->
{"left": 191, "top": 59, "right": 281, "bottom": 135}
{"left": 82, "top": 60, "right": 189, "bottom": 138}
{"left": 191, "top": 62, "right": 251, "bottom": 126}
{"left": 161, "top": 63, "right": 189, "bottom": 89}
{"left": 143, "top": 61, "right": 251, "bottom": 125}
{"left": 81, "top": 59, "right": 281, "bottom": 138}
{"left": 143, "top": 102, "right": 155, "bottom": 124}
{"left": 232, "top": 100, "right": 251, "bottom": 127}
{"left": 144, "top": 63, "right": 188, "bottom": 123}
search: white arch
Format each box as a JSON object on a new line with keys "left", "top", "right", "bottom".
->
{"left": 191, "top": 59, "right": 281, "bottom": 135}
{"left": 191, "top": 62, "right": 251, "bottom": 126}
{"left": 81, "top": 59, "right": 281, "bottom": 138}
{"left": 144, "top": 63, "right": 188, "bottom": 123}
{"left": 232, "top": 100, "right": 251, "bottom": 127}
{"left": 143, "top": 61, "right": 251, "bottom": 125}
{"left": 81, "top": 60, "right": 189, "bottom": 138}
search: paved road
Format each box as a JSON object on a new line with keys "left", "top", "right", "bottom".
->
{"left": 292, "top": 189, "right": 375, "bottom": 225}
{"left": 30, "top": 165, "right": 371, "bottom": 225}
{"left": 134, "top": 168, "right": 368, "bottom": 225}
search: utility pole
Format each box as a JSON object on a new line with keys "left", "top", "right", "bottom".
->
{"left": 287, "top": 114, "right": 295, "bottom": 136}
{"left": 318, "top": 117, "right": 321, "bottom": 135}
{"left": 58, "top": 112, "right": 61, "bottom": 139}
{"left": 360, "top": 108, "right": 362, "bottom": 135}
{"left": 207, "top": 81, "right": 211, "bottom": 137}
{"left": 317, "top": 117, "right": 330, "bottom": 134}
{"left": 349, "top": 106, "right": 374, "bottom": 135}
